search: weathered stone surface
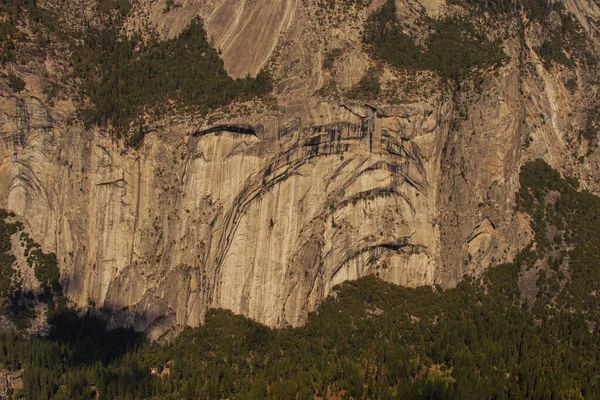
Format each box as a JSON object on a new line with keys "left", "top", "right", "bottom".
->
{"left": 2, "top": 0, "right": 600, "bottom": 337}
{"left": 128, "top": 0, "right": 298, "bottom": 78}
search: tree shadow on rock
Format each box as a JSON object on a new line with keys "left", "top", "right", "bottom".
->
{"left": 46, "top": 309, "right": 144, "bottom": 366}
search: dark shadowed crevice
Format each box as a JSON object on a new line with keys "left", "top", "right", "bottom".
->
{"left": 192, "top": 125, "right": 258, "bottom": 138}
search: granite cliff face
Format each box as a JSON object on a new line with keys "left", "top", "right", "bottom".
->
{"left": 2, "top": 0, "right": 600, "bottom": 338}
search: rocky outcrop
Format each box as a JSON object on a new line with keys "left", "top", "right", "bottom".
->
{"left": 128, "top": 0, "right": 298, "bottom": 78}
{"left": 0, "top": 77, "right": 529, "bottom": 338}
{"left": 1, "top": 0, "right": 600, "bottom": 338}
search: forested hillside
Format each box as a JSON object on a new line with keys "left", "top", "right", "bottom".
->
{"left": 73, "top": 17, "right": 272, "bottom": 140}
{"left": 0, "top": 0, "right": 271, "bottom": 141}
{"left": 3, "top": 0, "right": 600, "bottom": 398}
{"left": 1, "top": 160, "right": 599, "bottom": 399}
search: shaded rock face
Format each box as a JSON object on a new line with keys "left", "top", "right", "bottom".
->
{"left": 0, "top": 92, "right": 526, "bottom": 338}
{"left": 1, "top": 0, "right": 600, "bottom": 337}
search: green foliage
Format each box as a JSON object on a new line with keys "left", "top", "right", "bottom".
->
{"left": 97, "top": 0, "right": 131, "bottom": 16}
{"left": 0, "top": 312, "right": 143, "bottom": 400}
{"left": 0, "top": 0, "right": 39, "bottom": 65}
{"left": 317, "top": 0, "right": 370, "bottom": 11}
{"left": 565, "top": 77, "right": 577, "bottom": 93}
{"left": 581, "top": 105, "right": 600, "bottom": 142}
{"left": 538, "top": 34, "right": 572, "bottom": 68}
{"left": 72, "top": 17, "right": 272, "bottom": 138}
{"left": 453, "top": 0, "right": 595, "bottom": 68}
{"left": 450, "top": 0, "right": 559, "bottom": 20}
{"left": 0, "top": 0, "right": 58, "bottom": 35}
{"left": 163, "top": 0, "right": 176, "bottom": 13}
{"left": 347, "top": 68, "right": 381, "bottom": 99}
{"left": 0, "top": 210, "right": 68, "bottom": 326}
{"left": 19, "top": 231, "right": 67, "bottom": 321}
{"left": 0, "top": 1, "right": 270, "bottom": 141}
{"left": 518, "top": 159, "right": 600, "bottom": 315}
{"left": 7, "top": 73, "right": 25, "bottom": 92}
{"left": 363, "top": 1, "right": 424, "bottom": 70}
{"left": 127, "top": 123, "right": 146, "bottom": 149}
{"left": 363, "top": 0, "right": 506, "bottom": 82}
{"left": 0, "top": 0, "right": 74, "bottom": 65}
{"left": 0, "top": 210, "right": 18, "bottom": 316}
{"left": 3, "top": 159, "right": 600, "bottom": 399}
{"left": 426, "top": 17, "right": 506, "bottom": 81}
{"left": 0, "top": 21, "right": 20, "bottom": 65}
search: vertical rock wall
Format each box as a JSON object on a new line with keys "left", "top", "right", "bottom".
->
{"left": 1, "top": 0, "right": 599, "bottom": 337}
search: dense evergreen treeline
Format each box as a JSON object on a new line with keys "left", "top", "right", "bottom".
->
{"left": 0, "top": 210, "right": 68, "bottom": 330}
{"left": 362, "top": 0, "right": 594, "bottom": 89}
{"left": 1, "top": 160, "right": 600, "bottom": 399}
{"left": 449, "top": 0, "right": 561, "bottom": 17}
{"left": 451, "top": 0, "right": 595, "bottom": 68}
{"left": 362, "top": 0, "right": 506, "bottom": 83}
{"left": 0, "top": 210, "right": 18, "bottom": 316}
{"left": 0, "top": 0, "right": 65, "bottom": 65}
{"left": 0, "top": 0, "right": 272, "bottom": 141}
{"left": 73, "top": 17, "right": 272, "bottom": 137}
{"left": 517, "top": 160, "right": 600, "bottom": 316}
